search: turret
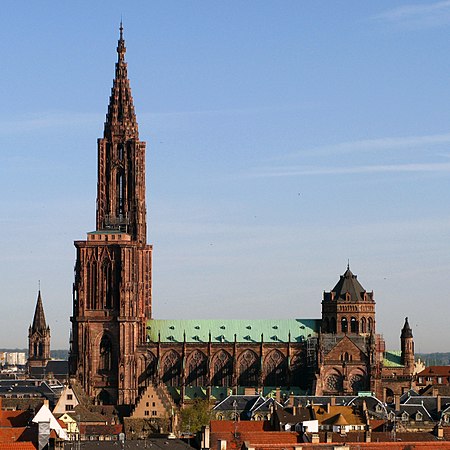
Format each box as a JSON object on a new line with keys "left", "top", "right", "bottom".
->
{"left": 400, "top": 317, "right": 414, "bottom": 372}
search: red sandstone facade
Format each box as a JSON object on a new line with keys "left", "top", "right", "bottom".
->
{"left": 70, "top": 24, "right": 152, "bottom": 411}
{"left": 69, "top": 27, "right": 416, "bottom": 411}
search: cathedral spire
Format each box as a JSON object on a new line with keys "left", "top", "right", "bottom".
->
{"left": 31, "top": 290, "right": 47, "bottom": 333}
{"left": 104, "top": 23, "right": 138, "bottom": 139}
{"left": 96, "top": 25, "right": 147, "bottom": 242}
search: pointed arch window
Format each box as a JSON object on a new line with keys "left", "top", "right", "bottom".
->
{"left": 264, "top": 350, "right": 287, "bottom": 386}
{"left": 117, "top": 171, "right": 125, "bottom": 217}
{"left": 162, "top": 350, "right": 181, "bottom": 387}
{"left": 103, "top": 259, "right": 113, "bottom": 309}
{"left": 238, "top": 350, "right": 259, "bottom": 387}
{"left": 368, "top": 317, "right": 373, "bottom": 332}
{"left": 186, "top": 350, "right": 207, "bottom": 387}
{"left": 87, "top": 261, "right": 97, "bottom": 309}
{"left": 99, "top": 335, "right": 112, "bottom": 373}
{"left": 212, "top": 350, "right": 233, "bottom": 387}
{"left": 290, "top": 352, "right": 304, "bottom": 386}
{"left": 118, "top": 143, "right": 124, "bottom": 161}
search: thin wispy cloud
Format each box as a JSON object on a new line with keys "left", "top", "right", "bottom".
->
{"left": 280, "top": 133, "right": 450, "bottom": 159}
{"left": 375, "top": 1, "right": 450, "bottom": 28}
{"left": 249, "top": 162, "right": 450, "bottom": 178}
{"left": 0, "top": 112, "right": 102, "bottom": 134}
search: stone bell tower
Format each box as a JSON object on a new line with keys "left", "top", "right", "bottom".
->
{"left": 69, "top": 24, "right": 152, "bottom": 409}
{"left": 28, "top": 290, "right": 51, "bottom": 369}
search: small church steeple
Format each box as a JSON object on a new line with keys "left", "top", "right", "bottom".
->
{"left": 28, "top": 290, "right": 51, "bottom": 370}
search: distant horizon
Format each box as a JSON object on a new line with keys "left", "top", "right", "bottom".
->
{"left": 1, "top": 1, "right": 449, "bottom": 353}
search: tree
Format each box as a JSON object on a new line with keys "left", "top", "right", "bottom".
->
{"left": 180, "top": 399, "right": 211, "bottom": 434}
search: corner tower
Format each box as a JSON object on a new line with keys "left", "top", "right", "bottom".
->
{"left": 70, "top": 25, "right": 152, "bottom": 409}
{"left": 321, "top": 265, "right": 375, "bottom": 335}
{"left": 28, "top": 291, "right": 51, "bottom": 369}
{"left": 400, "top": 317, "right": 414, "bottom": 372}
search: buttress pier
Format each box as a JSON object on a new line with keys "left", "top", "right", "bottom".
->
{"left": 69, "top": 24, "right": 152, "bottom": 408}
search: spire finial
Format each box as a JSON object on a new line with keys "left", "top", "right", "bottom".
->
{"left": 120, "top": 18, "right": 123, "bottom": 40}
{"left": 347, "top": 259, "right": 350, "bottom": 270}
{"left": 38, "top": 280, "right": 40, "bottom": 292}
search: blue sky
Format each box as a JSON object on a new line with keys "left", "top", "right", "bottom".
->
{"left": 1, "top": 1, "right": 449, "bottom": 352}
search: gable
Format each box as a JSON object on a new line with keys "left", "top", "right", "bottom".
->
{"left": 324, "top": 336, "right": 367, "bottom": 362}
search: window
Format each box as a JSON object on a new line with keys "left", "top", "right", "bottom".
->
{"left": 144, "top": 411, "right": 149, "bottom": 416}
{"left": 341, "top": 317, "right": 348, "bottom": 333}
{"left": 65, "top": 405, "right": 73, "bottom": 411}
{"left": 152, "top": 411, "right": 157, "bottom": 416}
{"left": 438, "top": 377, "right": 442, "bottom": 384}
{"left": 152, "top": 402, "right": 155, "bottom": 407}
{"left": 146, "top": 402, "right": 149, "bottom": 407}
{"left": 67, "top": 394, "right": 73, "bottom": 400}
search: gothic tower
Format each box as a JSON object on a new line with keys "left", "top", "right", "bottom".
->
{"left": 28, "top": 291, "right": 51, "bottom": 369}
{"left": 70, "top": 24, "right": 152, "bottom": 409}
{"left": 400, "top": 317, "right": 414, "bottom": 373}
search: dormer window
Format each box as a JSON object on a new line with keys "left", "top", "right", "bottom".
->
{"left": 402, "top": 412, "right": 409, "bottom": 421}
{"left": 415, "top": 411, "right": 423, "bottom": 421}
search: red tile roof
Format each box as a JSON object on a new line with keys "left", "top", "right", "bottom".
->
{"left": 0, "top": 444, "right": 36, "bottom": 450}
{"left": 210, "top": 420, "right": 273, "bottom": 433}
{"left": 0, "top": 428, "right": 35, "bottom": 444}
{"left": 210, "top": 420, "right": 298, "bottom": 450}
{"left": 418, "top": 366, "right": 450, "bottom": 376}
{"left": 0, "top": 411, "right": 33, "bottom": 428}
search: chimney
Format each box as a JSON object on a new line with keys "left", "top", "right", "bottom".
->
{"left": 365, "top": 429, "right": 372, "bottom": 442}
{"left": 330, "top": 396, "right": 336, "bottom": 406}
{"left": 326, "top": 432, "right": 332, "bottom": 443}
{"left": 437, "top": 425, "right": 444, "bottom": 440}
{"left": 326, "top": 402, "right": 331, "bottom": 414}
{"left": 437, "top": 395, "right": 442, "bottom": 413}
{"left": 394, "top": 394, "right": 400, "bottom": 411}
{"left": 201, "top": 425, "right": 210, "bottom": 449}
{"left": 432, "top": 387, "right": 439, "bottom": 397}
{"left": 275, "top": 387, "right": 281, "bottom": 403}
{"left": 311, "top": 433, "right": 320, "bottom": 444}
{"left": 288, "top": 393, "right": 294, "bottom": 408}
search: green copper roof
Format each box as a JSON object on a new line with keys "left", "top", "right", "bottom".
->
{"left": 383, "top": 350, "right": 404, "bottom": 368}
{"left": 146, "top": 319, "right": 320, "bottom": 344}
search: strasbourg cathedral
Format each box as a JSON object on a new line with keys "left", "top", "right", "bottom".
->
{"left": 67, "top": 26, "right": 416, "bottom": 413}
